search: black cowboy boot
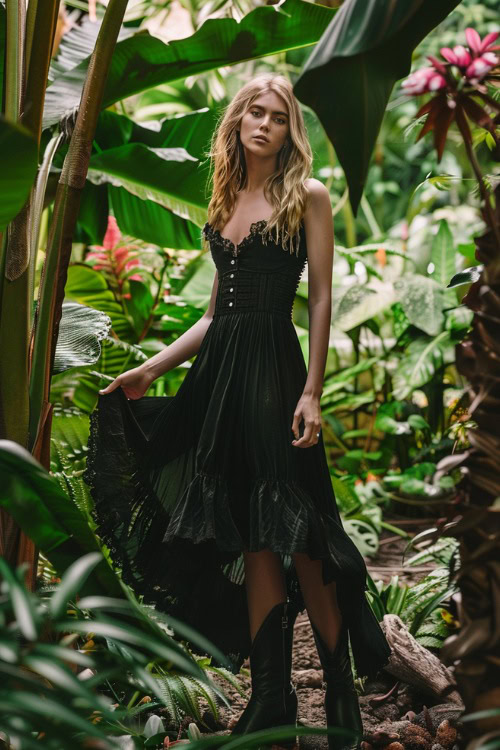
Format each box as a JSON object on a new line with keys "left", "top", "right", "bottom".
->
{"left": 231, "top": 600, "right": 298, "bottom": 748}
{"left": 311, "top": 622, "right": 363, "bottom": 750}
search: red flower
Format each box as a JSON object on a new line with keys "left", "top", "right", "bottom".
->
{"left": 101, "top": 215, "right": 121, "bottom": 251}
{"left": 86, "top": 215, "right": 144, "bottom": 298}
{"left": 466, "top": 52, "right": 499, "bottom": 82}
{"left": 465, "top": 28, "right": 499, "bottom": 56}
{"left": 440, "top": 45, "right": 472, "bottom": 68}
{"left": 401, "top": 67, "right": 446, "bottom": 95}
{"left": 400, "top": 26, "right": 499, "bottom": 161}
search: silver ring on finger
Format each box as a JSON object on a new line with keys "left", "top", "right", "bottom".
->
{"left": 316, "top": 432, "right": 320, "bottom": 437}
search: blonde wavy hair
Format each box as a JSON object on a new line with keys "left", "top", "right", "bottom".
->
{"left": 204, "top": 74, "right": 313, "bottom": 256}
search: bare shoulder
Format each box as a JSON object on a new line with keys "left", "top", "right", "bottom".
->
{"left": 303, "top": 178, "right": 330, "bottom": 218}
{"left": 304, "top": 177, "right": 329, "bottom": 198}
{"left": 303, "top": 177, "right": 331, "bottom": 224}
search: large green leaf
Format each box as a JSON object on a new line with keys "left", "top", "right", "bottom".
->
{"left": 88, "top": 143, "right": 206, "bottom": 227}
{"left": 392, "top": 332, "right": 455, "bottom": 400}
{"left": 96, "top": 107, "right": 217, "bottom": 160}
{"left": 77, "top": 181, "right": 109, "bottom": 245}
{"left": 332, "top": 283, "right": 395, "bottom": 332}
{"left": 178, "top": 252, "right": 216, "bottom": 310}
{"left": 343, "top": 519, "right": 379, "bottom": 557}
{"left": 109, "top": 186, "right": 202, "bottom": 249}
{"left": 293, "top": 0, "right": 461, "bottom": 213}
{"left": 0, "top": 440, "right": 120, "bottom": 596}
{"left": 331, "top": 476, "right": 360, "bottom": 514}
{"left": 64, "top": 263, "right": 135, "bottom": 341}
{"left": 92, "top": 108, "right": 218, "bottom": 246}
{"left": 430, "top": 220, "right": 455, "bottom": 288}
{"left": 0, "top": 117, "right": 38, "bottom": 232}
{"left": 48, "top": 15, "right": 132, "bottom": 83}
{"left": 43, "top": 0, "right": 335, "bottom": 127}
{"left": 53, "top": 302, "right": 111, "bottom": 374}
{"left": 430, "top": 219, "right": 457, "bottom": 305}
{"left": 394, "top": 275, "right": 445, "bottom": 337}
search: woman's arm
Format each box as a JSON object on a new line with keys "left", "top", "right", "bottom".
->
{"left": 139, "top": 270, "right": 219, "bottom": 380}
{"left": 291, "top": 178, "right": 334, "bottom": 448}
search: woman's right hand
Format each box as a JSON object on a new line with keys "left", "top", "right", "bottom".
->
{"left": 98, "top": 365, "right": 155, "bottom": 400}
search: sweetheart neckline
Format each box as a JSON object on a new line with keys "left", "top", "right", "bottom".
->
{"left": 205, "top": 219, "right": 269, "bottom": 252}
{"left": 203, "top": 218, "right": 305, "bottom": 258}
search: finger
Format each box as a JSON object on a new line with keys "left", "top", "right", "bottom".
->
{"left": 292, "top": 425, "right": 310, "bottom": 447}
{"left": 303, "top": 420, "right": 315, "bottom": 445}
{"left": 292, "top": 434, "right": 311, "bottom": 448}
{"left": 292, "top": 421, "right": 321, "bottom": 448}
{"left": 291, "top": 411, "right": 301, "bottom": 440}
{"left": 99, "top": 378, "right": 120, "bottom": 395}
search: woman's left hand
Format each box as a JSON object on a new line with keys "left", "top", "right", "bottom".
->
{"left": 291, "top": 393, "right": 322, "bottom": 448}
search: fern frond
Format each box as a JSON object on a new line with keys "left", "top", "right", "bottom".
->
{"left": 175, "top": 674, "right": 204, "bottom": 722}
{"left": 191, "top": 678, "right": 220, "bottom": 719}
{"left": 207, "top": 666, "right": 247, "bottom": 698}
{"left": 155, "top": 674, "right": 182, "bottom": 724}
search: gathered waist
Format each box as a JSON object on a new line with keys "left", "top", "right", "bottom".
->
{"left": 214, "top": 268, "right": 300, "bottom": 319}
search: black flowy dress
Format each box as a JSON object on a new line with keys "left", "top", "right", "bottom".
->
{"left": 83, "top": 219, "right": 391, "bottom": 677}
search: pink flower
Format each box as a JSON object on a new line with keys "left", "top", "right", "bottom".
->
{"left": 86, "top": 252, "right": 108, "bottom": 262}
{"left": 86, "top": 214, "right": 144, "bottom": 296}
{"left": 466, "top": 52, "right": 499, "bottom": 81}
{"left": 102, "top": 215, "right": 121, "bottom": 250}
{"left": 401, "top": 67, "right": 446, "bottom": 95}
{"left": 440, "top": 45, "right": 471, "bottom": 68}
{"left": 426, "top": 55, "right": 447, "bottom": 75}
{"left": 465, "top": 27, "right": 499, "bottom": 56}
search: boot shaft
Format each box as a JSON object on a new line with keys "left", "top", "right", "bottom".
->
{"left": 310, "top": 621, "right": 363, "bottom": 750}
{"left": 230, "top": 599, "right": 298, "bottom": 742}
{"left": 311, "top": 622, "right": 356, "bottom": 693}
{"left": 248, "top": 600, "right": 297, "bottom": 696}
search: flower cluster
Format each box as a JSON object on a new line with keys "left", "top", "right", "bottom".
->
{"left": 86, "top": 215, "right": 143, "bottom": 299}
{"left": 401, "top": 27, "right": 499, "bottom": 95}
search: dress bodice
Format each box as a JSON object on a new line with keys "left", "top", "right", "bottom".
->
{"left": 202, "top": 220, "right": 307, "bottom": 320}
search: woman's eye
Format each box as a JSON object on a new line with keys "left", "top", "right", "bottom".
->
{"left": 251, "top": 111, "right": 286, "bottom": 125}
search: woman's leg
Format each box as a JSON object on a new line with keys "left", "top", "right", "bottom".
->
{"left": 243, "top": 548, "right": 286, "bottom": 638}
{"left": 231, "top": 549, "right": 298, "bottom": 745}
{"left": 292, "top": 552, "right": 362, "bottom": 750}
{"left": 292, "top": 552, "right": 342, "bottom": 648}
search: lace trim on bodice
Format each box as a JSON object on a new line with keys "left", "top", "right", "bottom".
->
{"left": 203, "top": 219, "right": 302, "bottom": 257}
{"left": 202, "top": 220, "right": 268, "bottom": 256}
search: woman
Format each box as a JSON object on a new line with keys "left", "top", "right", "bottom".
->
{"left": 83, "top": 74, "right": 391, "bottom": 750}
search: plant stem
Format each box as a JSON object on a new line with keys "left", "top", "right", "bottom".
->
{"left": 29, "top": 0, "right": 131, "bottom": 452}
{"left": 22, "top": 0, "right": 60, "bottom": 145}
{"left": 360, "top": 194, "right": 382, "bottom": 239}
{"left": 4, "top": 0, "right": 23, "bottom": 121}
{"left": 455, "top": 107, "right": 500, "bottom": 250}
{"left": 342, "top": 191, "right": 357, "bottom": 248}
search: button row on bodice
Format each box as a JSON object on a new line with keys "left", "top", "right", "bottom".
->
{"left": 214, "top": 266, "right": 302, "bottom": 319}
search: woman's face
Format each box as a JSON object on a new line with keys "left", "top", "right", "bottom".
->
{"left": 238, "top": 90, "right": 290, "bottom": 158}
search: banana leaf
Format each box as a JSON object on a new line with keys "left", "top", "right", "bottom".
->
{"left": 293, "top": 0, "right": 461, "bottom": 213}
{"left": 0, "top": 117, "right": 38, "bottom": 232}
{"left": 43, "top": 0, "right": 336, "bottom": 128}
{"left": 53, "top": 302, "right": 111, "bottom": 374}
